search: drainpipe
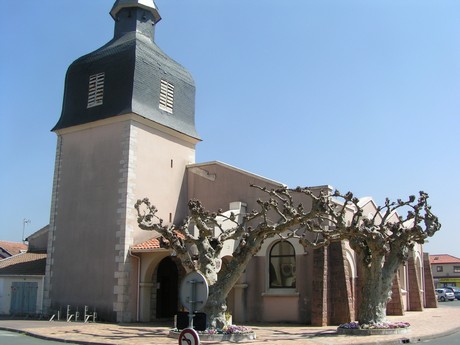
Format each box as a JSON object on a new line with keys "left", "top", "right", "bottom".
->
{"left": 129, "top": 250, "right": 141, "bottom": 322}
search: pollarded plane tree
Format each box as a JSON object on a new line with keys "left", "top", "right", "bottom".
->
{"left": 135, "top": 186, "right": 440, "bottom": 328}
{"left": 306, "top": 189, "right": 441, "bottom": 325}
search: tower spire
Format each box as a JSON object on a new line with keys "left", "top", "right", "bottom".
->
{"left": 110, "top": 0, "right": 161, "bottom": 41}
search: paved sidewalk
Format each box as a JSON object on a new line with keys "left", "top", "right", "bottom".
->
{"left": 1, "top": 304, "right": 459, "bottom": 345}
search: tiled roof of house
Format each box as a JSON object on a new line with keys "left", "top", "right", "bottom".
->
{"left": 131, "top": 232, "right": 186, "bottom": 252}
{"left": 131, "top": 238, "right": 161, "bottom": 251}
{"left": 429, "top": 254, "right": 460, "bottom": 265}
{"left": 0, "top": 252, "right": 47, "bottom": 275}
{"left": 0, "top": 241, "right": 28, "bottom": 259}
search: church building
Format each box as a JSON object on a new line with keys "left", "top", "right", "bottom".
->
{"left": 43, "top": 0, "right": 437, "bottom": 324}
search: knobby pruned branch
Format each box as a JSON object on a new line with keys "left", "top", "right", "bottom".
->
{"left": 135, "top": 185, "right": 441, "bottom": 328}
{"left": 135, "top": 186, "right": 441, "bottom": 273}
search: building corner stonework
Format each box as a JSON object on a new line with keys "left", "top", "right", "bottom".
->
{"left": 113, "top": 121, "right": 138, "bottom": 322}
{"left": 43, "top": 134, "right": 63, "bottom": 314}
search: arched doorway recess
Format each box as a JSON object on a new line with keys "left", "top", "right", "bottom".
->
{"left": 156, "top": 257, "right": 179, "bottom": 318}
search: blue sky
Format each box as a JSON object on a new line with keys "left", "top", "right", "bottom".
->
{"left": 1, "top": 0, "right": 459, "bottom": 258}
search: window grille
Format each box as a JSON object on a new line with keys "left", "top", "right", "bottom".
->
{"left": 159, "top": 79, "right": 174, "bottom": 113}
{"left": 87, "top": 73, "right": 105, "bottom": 108}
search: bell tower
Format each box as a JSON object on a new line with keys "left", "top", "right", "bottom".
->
{"left": 44, "top": 0, "right": 199, "bottom": 322}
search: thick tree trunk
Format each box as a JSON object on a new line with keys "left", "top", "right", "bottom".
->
{"left": 202, "top": 257, "right": 249, "bottom": 329}
{"left": 201, "top": 240, "right": 262, "bottom": 329}
{"left": 358, "top": 258, "right": 397, "bottom": 325}
{"left": 203, "top": 285, "right": 229, "bottom": 329}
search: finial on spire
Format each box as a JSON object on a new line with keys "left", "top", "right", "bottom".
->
{"left": 110, "top": 0, "right": 161, "bottom": 24}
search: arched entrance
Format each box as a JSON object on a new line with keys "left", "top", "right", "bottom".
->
{"left": 156, "top": 257, "right": 179, "bottom": 318}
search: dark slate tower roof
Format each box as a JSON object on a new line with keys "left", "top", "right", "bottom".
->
{"left": 53, "top": 0, "right": 200, "bottom": 140}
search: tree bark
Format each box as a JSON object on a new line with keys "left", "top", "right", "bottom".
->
{"left": 357, "top": 251, "right": 401, "bottom": 325}
{"left": 202, "top": 237, "right": 263, "bottom": 329}
{"left": 358, "top": 263, "right": 391, "bottom": 324}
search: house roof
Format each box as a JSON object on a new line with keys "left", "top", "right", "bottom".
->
{"left": 131, "top": 231, "right": 186, "bottom": 253}
{"left": 25, "top": 225, "right": 49, "bottom": 242}
{"left": 0, "top": 241, "right": 28, "bottom": 258}
{"left": 188, "top": 161, "right": 287, "bottom": 187}
{"left": 0, "top": 252, "right": 47, "bottom": 275}
{"left": 429, "top": 254, "right": 460, "bottom": 265}
{"left": 131, "top": 237, "right": 161, "bottom": 252}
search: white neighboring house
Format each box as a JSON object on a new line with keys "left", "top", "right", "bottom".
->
{"left": 0, "top": 226, "right": 48, "bottom": 316}
{"left": 430, "top": 254, "right": 460, "bottom": 288}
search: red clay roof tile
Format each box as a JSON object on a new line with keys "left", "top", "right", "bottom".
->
{"left": 131, "top": 231, "right": 185, "bottom": 252}
{"left": 429, "top": 254, "right": 460, "bottom": 264}
{"left": 0, "top": 241, "right": 28, "bottom": 258}
{"left": 0, "top": 252, "right": 47, "bottom": 275}
{"left": 131, "top": 238, "right": 161, "bottom": 251}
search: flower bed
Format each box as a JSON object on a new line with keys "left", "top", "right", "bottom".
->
{"left": 337, "top": 321, "right": 410, "bottom": 335}
{"left": 169, "top": 325, "right": 256, "bottom": 342}
{"left": 202, "top": 325, "right": 253, "bottom": 335}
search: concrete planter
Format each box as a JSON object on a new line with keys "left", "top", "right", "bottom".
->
{"left": 337, "top": 327, "right": 410, "bottom": 336}
{"left": 169, "top": 329, "right": 257, "bottom": 342}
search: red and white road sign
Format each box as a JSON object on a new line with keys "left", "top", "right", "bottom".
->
{"left": 178, "top": 328, "right": 200, "bottom": 345}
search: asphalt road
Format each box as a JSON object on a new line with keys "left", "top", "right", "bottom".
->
{"left": 437, "top": 297, "right": 460, "bottom": 306}
{"left": 0, "top": 330, "right": 68, "bottom": 345}
{"left": 3, "top": 327, "right": 460, "bottom": 345}
{"left": 422, "top": 330, "right": 460, "bottom": 344}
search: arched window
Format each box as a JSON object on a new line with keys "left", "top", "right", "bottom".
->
{"left": 269, "top": 241, "right": 296, "bottom": 288}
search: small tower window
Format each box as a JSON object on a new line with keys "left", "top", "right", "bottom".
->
{"left": 87, "top": 72, "right": 105, "bottom": 108}
{"left": 159, "top": 79, "right": 174, "bottom": 113}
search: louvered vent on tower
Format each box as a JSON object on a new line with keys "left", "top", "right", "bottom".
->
{"left": 87, "top": 73, "right": 105, "bottom": 108}
{"left": 159, "top": 79, "right": 174, "bottom": 113}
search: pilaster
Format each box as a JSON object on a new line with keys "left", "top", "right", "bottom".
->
{"left": 407, "top": 256, "right": 423, "bottom": 311}
{"left": 328, "top": 241, "right": 354, "bottom": 324}
{"left": 423, "top": 253, "right": 438, "bottom": 308}
{"left": 311, "top": 247, "right": 328, "bottom": 326}
{"left": 386, "top": 274, "right": 404, "bottom": 315}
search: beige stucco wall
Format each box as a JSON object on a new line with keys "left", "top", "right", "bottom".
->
{"left": 48, "top": 121, "right": 126, "bottom": 321}
{"left": 129, "top": 120, "right": 196, "bottom": 245}
{"left": 46, "top": 115, "right": 197, "bottom": 322}
{"left": 187, "top": 162, "right": 319, "bottom": 323}
{"left": 238, "top": 252, "right": 312, "bottom": 324}
{"left": 27, "top": 226, "right": 49, "bottom": 253}
{"left": 188, "top": 162, "right": 284, "bottom": 213}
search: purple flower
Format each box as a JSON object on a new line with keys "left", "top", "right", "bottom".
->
{"left": 339, "top": 321, "right": 410, "bottom": 330}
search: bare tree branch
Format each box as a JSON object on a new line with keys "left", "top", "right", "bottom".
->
{"left": 135, "top": 185, "right": 440, "bottom": 327}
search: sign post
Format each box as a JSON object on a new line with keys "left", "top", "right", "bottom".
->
{"left": 178, "top": 271, "right": 209, "bottom": 345}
